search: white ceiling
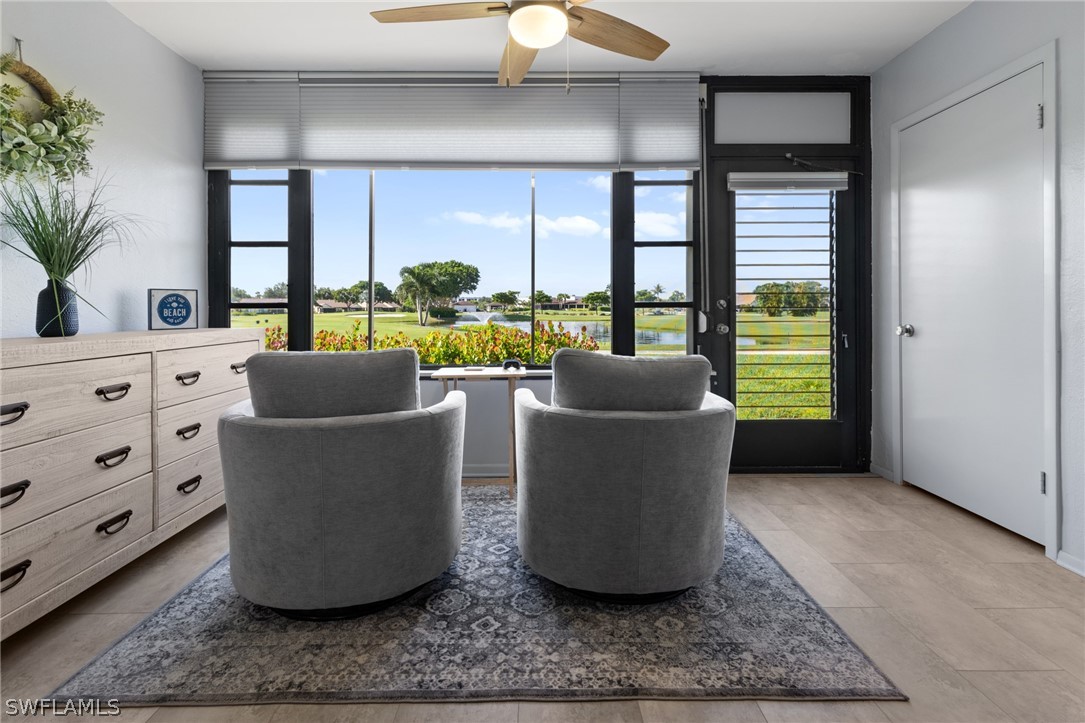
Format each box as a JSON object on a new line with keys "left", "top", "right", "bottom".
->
{"left": 111, "top": 1, "right": 970, "bottom": 75}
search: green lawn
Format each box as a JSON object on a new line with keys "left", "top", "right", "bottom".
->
{"left": 736, "top": 310, "right": 831, "bottom": 349}
{"left": 736, "top": 351, "right": 832, "bottom": 420}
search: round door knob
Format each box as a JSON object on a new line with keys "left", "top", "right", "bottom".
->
{"left": 896, "top": 324, "right": 915, "bottom": 337}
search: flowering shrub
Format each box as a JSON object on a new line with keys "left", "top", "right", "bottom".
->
{"left": 263, "top": 320, "right": 599, "bottom": 364}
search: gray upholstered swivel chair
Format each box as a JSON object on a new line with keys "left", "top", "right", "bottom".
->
{"left": 218, "top": 348, "right": 466, "bottom": 619}
{"left": 514, "top": 349, "right": 736, "bottom": 601}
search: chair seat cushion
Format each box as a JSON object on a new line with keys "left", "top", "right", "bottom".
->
{"left": 246, "top": 348, "right": 420, "bottom": 418}
{"left": 550, "top": 348, "right": 710, "bottom": 411}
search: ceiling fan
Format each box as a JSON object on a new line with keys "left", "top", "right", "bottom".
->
{"left": 371, "top": 1, "right": 670, "bottom": 87}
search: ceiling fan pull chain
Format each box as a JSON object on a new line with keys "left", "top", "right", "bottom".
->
{"left": 565, "top": 31, "right": 571, "bottom": 95}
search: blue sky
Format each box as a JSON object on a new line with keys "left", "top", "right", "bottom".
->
{"left": 229, "top": 170, "right": 692, "bottom": 299}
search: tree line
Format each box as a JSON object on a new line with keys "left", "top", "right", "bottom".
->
{"left": 750, "top": 281, "right": 829, "bottom": 317}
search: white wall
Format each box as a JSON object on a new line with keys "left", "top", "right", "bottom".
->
{"left": 871, "top": 1, "right": 1084, "bottom": 570}
{"left": 1, "top": 2, "right": 205, "bottom": 337}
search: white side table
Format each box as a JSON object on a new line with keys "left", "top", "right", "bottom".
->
{"left": 430, "top": 366, "right": 528, "bottom": 498}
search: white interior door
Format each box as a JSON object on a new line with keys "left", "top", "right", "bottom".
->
{"left": 899, "top": 65, "right": 1045, "bottom": 543}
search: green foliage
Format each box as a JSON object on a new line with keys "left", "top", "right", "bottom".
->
{"left": 736, "top": 353, "right": 831, "bottom": 420}
{"left": 351, "top": 280, "right": 394, "bottom": 304}
{"left": 429, "top": 305, "right": 458, "bottom": 319}
{"left": 752, "top": 281, "right": 829, "bottom": 317}
{"left": 396, "top": 260, "right": 481, "bottom": 326}
{"left": 533, "top": 290, "right": 552, "bottom": 305}
{"left": 635, "top": 289, "right": 656, "bottom": 302}
{"left": 490, "top": 290, "right": 520, "bottom": 308}
{"left": 582, "top": 290, "right": 610, "bottom": 309}
{"left": 1, "top": 55, "right": 103, "bottom": 181}
{"left": 0, "top": 180, "right": 132, "bottom": 284}
{"left": 668, "top": 289, "right": 686, "bottom": 303}
{"left": 262, "top": 281, "right": 289, "bottom": 299}
{"left": 267, "top": 320, "right": 600, "bottom": 364}
{"left": 230, "top": 287, "right": 249, "bottom": 302}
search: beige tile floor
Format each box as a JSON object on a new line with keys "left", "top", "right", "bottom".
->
{"left": 2, "top": 476, "right": 1083, "bottom": 722}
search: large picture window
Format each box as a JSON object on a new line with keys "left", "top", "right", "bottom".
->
{"left": 214, "top": 169, "right": 694, "bottom": 365}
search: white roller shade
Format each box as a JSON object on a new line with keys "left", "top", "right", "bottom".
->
{"left": 204, "top": 77, "right": 300, "bottom": 168}
{"left": 204, "top": 73, "right": 700, "bottom": 170}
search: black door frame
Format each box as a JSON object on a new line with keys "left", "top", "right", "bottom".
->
{"left": 701, "top": 76, "right": 872, "bottom": 472}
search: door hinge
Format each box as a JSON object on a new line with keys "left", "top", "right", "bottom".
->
{"left": 1040, "top": 471, "right": 1047, "bottom": 495}
{"left": 1037, "top": 104, "right": 1044, "bottom": 129}
{"left": 699, "top": 96, "right": 707, "bottom": 111}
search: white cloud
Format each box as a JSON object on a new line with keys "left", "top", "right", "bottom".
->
{"left": 635, "top": 211, "right": 684, "bottom": 240}
{"left": 635, "top": 187, "right": 652, "bottom": 198}
{"left": 582, "top": 175, "right": 611, "bottom": 192}
{"left": 536, "top": 214, "right": 604, "bottom": 239}
{"left": 446, "top": 211, "right": 525, "bottom": 233}
{"left": 668, "top": 191, "right": 687, "bottom": 204}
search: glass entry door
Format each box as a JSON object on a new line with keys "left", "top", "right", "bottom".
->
{"left": 704, "top": 159, "right": 863, "bottom": 471}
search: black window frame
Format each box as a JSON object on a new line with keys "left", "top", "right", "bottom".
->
{"left": 210, "top": 169, "right": 700, "bottom": 364}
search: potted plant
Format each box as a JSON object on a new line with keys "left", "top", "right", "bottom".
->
{"left": 0, "top": 180, "right": 132, "bottom": 336}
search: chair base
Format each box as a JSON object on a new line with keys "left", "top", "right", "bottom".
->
{"left": 265, "top": 584, "right": 423, "bottom": 621}
{"left": 566, "top": 586, "right": 691, "bottom": 605}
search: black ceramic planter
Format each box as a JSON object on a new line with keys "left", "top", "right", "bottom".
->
{"left": 35, "top": 280, "right": 79, "bottom": 337}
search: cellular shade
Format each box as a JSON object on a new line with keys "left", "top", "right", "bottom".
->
{"left": 204, "top": 73, "right": 701, "bottom": 170}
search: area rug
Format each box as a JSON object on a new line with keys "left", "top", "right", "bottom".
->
{"left": 53, "top": 486, "right": 904, "bottom": 704}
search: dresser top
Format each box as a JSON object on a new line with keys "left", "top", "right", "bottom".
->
{"left": 1, "top": 328, "right": 264, "bottom": 369}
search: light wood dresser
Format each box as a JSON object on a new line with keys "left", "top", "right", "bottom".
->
{"left": 0, "top": 329, "right": 262, "bottom": 638}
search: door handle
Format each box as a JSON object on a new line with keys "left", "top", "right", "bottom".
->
{"left": 715, "top": 323, "right": 730, "bottom": 336}
{"left": 896, "top": 324, "right": 915, "bottom": 337}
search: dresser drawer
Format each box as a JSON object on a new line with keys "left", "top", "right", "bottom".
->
{"left": 0, "top": 475, "right": 153, "bottom": 612}
{"left": 1, "top": 414, "right": 152, "bottom": 534}
{"left": 157, "top": 445, "right": 225, "bottom": 525}
{"left": 157, "top": 341, "right": 259, "bottom": 408}
{"left": 157, "top": 388, "right": 250, "bottom": 467}
{"left": 0, "top": 355, "right": 151, "bottom": 450}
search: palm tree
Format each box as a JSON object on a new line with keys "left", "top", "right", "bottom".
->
{"left": 650, "top": 283, "right": 666, "bottom": 301}
{"left": 396, "top": 265, "right": 438, "bottom": 325}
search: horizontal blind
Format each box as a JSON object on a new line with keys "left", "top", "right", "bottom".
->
{"left": 204, "top": 78, "right": 300, "bottom": 168}
{"left": 619, "top": 77, "right": 701, "bottom": 168}
{"left": 204, "top": 73, "right": 700, "bottom": 170}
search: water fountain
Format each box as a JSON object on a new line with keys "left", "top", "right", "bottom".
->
{"left": 461, "top": 311, "right": 506, "bottom": 325}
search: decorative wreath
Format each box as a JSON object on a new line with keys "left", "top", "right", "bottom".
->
{"left": 1, "top": 53, "right": 102, "bottom": 181}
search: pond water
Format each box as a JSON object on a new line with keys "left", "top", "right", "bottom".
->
{"left": 454, "top": 318, "right": 689, "bottom": 348}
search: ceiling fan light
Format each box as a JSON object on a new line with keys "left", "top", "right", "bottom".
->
{"left": 508, "top": 4, "right": 568, "bottom": 49}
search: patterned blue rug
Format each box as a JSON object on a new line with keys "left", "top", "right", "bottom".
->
{"left": 53, "top": 486, "right": 904, "bottom": 703}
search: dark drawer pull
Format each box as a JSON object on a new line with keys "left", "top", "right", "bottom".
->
{"left": 95, "top": 382, "right": 131, "bottom": 402}
{"left": 95, "top": 445, "right": 132, "bottom": 468}
{"left": 175, "top": 370, "right": 201, "bottom": 386}
{"left": 0, "top": 401, "right": 30, "bottom": 426}
{"left": 176, "top": 423, "right": 201, "bottom": 440}
{"left": 0, "top": 480, "right": 31, "bottom": 509}
{"left": 0, "top": 560, "right": 31, "bottom": 593}
{"left": 230, "top": 362, "right": 247, "bottom": 374}
{"left": 95, "top": 509, "right": 133, "bottom": 536}
{"left": 177, "top": 475, "right": 202, "bottom": 494}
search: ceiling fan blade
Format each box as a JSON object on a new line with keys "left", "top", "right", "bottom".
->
{"left": 498, "top": 38, "right": 538, "bottom": 87}
{"left": 371, "top": 2, "right": 509, "bottom": 23}
{"left": 568, "top": 6, "right": 669, "bottom": 61}
{"left": 567, "top": 0, "right": 593, "bottom": 5}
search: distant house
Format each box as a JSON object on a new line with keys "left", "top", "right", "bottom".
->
{"left": 453, "top": 298, "right": 479, "bottom": 313}
{"left": 538, "top": 296, "right": 589, "bottom": 311}
{"left": 361, "top": 301, "right": 401, "bottom": 312}
{"left": 236, "top": 298, "right": 287, "bottom": 314}
{"left": 314, "top": 299, "right": 358, "bottom": 313}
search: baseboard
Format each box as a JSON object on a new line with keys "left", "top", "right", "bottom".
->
{"left": 1056, "top": 550, "right": 1085, "bottom": 577}
{"left": 869, "top": 463, "right": 895, "bottom": 482}
{"left": 462, "top": 463, "right": 508, "bottom": 478}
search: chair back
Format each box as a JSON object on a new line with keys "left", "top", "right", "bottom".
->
{"left": 550, "top": 348, "right": 710, "bottom": 412}
{"left": 245, "top": 348, "right": 420, "bottom": 418}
